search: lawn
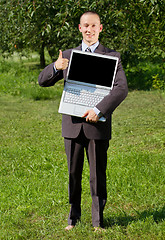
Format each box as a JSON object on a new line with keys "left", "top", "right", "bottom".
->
{"left": 0, "top": 55, "right": 165, "bottom": 239}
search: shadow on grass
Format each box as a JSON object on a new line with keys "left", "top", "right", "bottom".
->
{"left": 104, "top": 205, "right": 165, "bottom": 228}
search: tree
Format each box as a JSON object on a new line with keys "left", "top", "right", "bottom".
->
{"left": 0, "top": 0, "right": 164, "bottom": 68}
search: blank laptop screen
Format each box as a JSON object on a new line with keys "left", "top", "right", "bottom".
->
{"left": 67, "top": 51, "right": 117, "bottom": 88}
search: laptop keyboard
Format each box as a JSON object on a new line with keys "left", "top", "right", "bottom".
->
{"left": 64, "top": 88, "right": 104, "bottom": 107}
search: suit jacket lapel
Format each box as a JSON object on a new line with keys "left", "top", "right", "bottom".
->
{"left": 94, "top": 44, "right": 106, "bottom": 54}
{"left": 75, "top": 45, "right": 82, "bottom": 50}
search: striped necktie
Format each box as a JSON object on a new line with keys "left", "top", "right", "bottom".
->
{"left": 85, "top": 47, "right": 91, "bottom": 52}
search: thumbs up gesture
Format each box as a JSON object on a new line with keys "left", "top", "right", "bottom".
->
{"left": 55, "top": 50, "right": 69, "bottom": 70}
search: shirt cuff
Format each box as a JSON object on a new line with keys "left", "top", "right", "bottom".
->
{"left": 93, "top": 107, "right": 103, "bottom": 118}
{"left": 53, "top": 62, "right": 58, "bottom": 73}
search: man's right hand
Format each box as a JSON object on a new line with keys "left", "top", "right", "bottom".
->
{"left": 55, "top": 50, "right": 69, "bottom": 70}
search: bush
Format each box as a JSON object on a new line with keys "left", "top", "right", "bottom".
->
{"left": 125, "top": 61, "right": 164, "bottom": 90}
{"left": 0, "top": 53, "right": 164, "bottom": 96}
{"left": 152, "top": 74, "right": 165, "bottom": 90}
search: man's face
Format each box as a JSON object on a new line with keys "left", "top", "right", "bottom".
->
{"left": 79, "top": 14, "right": 103, "bottom": 46}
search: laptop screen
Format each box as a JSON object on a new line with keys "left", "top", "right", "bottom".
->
{"left": 67, "top": 51, "right": 118, "bottom": 88}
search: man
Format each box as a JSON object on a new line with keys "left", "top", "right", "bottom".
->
{"left": 38, "top": 11, "right": 128, "bottom": 231}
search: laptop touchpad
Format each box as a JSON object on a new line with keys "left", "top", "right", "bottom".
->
{"left": 74, "top": 106, "right": 86, "bottom": 116}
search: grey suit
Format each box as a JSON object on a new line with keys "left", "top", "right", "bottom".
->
{"left": 38, "top": 43, "right": 128, "bottom": 227}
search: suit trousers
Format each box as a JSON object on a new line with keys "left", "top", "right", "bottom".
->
{"left": 64, "top": 127, "right": 109, "bottom": 227}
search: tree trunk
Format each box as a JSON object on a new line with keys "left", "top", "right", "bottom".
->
{"left": 40, "top": 42, "right": 45, "bottom": 68}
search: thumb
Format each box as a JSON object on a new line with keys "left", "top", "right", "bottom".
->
{"left": 58, "top": 49, "right": 63, "bottom": 59}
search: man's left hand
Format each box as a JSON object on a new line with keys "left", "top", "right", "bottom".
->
{"left": 82, "top": 109, "right": 99, "bottom": 123}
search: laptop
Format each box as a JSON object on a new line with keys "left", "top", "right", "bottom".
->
{"left": 58, "top": 49, "right": 119, "bottom": 122}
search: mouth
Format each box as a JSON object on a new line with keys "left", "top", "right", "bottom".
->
{"left": 86, "top": 34, "right": 94, "bottom": 38}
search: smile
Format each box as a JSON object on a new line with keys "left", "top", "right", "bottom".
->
{"left": 86, "top": 34, "right": 94, "bottom": 37}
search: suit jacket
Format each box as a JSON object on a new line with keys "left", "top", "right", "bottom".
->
{"left": 38, "top": 43, "right": 128, "bottom": 140}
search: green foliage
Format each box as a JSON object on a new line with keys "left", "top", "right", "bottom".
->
{"left": 0, "top": 53, "right": 164, "bottom": 96}
{"left": 152, "top": 74, "right": 165, "bottom": 90}
{"left": 0, "top": 0, "right": 164, "bottom": 67}
{"left": 125, "top": 60, "right": 165, "bottom": 90}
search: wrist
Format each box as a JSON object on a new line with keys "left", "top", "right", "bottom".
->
{"left": 54, "top": 62, "right": 59, "bottom": 72}
{"left": 93, "top": 107, "right": 102, "bottom": 118}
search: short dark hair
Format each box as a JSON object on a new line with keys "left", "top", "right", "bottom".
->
{"left": 80, "top": 11, "right": 101, "bottom": 23}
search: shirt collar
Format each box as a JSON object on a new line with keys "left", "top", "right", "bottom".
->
{"left": 82, "top": 41, "right": 99, "bottom": 52}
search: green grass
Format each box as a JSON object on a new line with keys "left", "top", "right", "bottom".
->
{"left": 0, "top": 55, "right": 165, "bottom": 239}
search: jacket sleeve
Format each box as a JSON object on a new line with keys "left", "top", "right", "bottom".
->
{"left": 38, "top": 62, "right": 63, "bottom": 87}
{"left": 96, "top": 52, "right": 128, "bottom": 118}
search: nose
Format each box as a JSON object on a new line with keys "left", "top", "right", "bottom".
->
{"left": 86, "top": 26, "right": 92, "bottom": 32}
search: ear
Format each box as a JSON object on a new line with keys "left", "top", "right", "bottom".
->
{"left": 99, "top": 24, "right": 103, "bottom": 33}
{"left": 78, "top": 24, "right": 82, "bottom": 32}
